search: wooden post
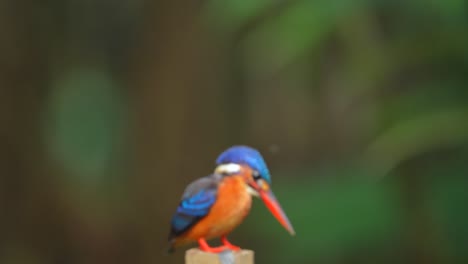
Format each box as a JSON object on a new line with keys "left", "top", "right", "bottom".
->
{"left": 185, "top": 248, "right": 254, "bottom": 264}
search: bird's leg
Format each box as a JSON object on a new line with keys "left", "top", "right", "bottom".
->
{"left": 197, "top": 238, "right": 229, "bottom": 253}
{"left": 221, "top": 235, "right": 241, "bottom": 251}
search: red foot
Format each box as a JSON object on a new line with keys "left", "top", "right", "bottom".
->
{"left": 198, "top": 238, "right": 229, "bottom": 253}
{"left": 221, "top": 236, "right": 241, "bottom": 251}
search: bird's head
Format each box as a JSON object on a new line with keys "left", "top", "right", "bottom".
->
{"left": 214, "top": 145, "right": 295, "bottom": 236}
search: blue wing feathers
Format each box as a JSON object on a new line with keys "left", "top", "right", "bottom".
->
{"left": 177, "top": 190, "right": 216, "bottom": 215}
{"left": 170, "top": 214, "right": 193, "bottom": 234}
{"left": 169, "top": 175, "right": 220, "bottom": 240}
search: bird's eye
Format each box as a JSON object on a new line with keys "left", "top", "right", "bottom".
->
{"left": 252, "top": 170, "right": 261, "bottom": 180}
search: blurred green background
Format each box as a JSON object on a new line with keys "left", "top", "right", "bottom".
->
{"left": 1, "top": 0, "right": 468, "bottom": 263}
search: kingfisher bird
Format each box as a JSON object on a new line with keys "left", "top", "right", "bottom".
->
{"left": 168, "top": 145, "right": 295, "bottom": 253}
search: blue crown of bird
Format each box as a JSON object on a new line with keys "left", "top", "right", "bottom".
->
{"left": 168, "top": 145, "right": 295, "bottom": 253}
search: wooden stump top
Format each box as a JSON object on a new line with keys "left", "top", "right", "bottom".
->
{"left": 185, "top": 248, "right": 254, "bottom": 264}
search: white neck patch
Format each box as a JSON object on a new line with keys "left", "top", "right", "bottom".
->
{"left": 215, "top": 163, "right": 241, "bottom": 175}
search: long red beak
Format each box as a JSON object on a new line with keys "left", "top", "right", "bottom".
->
{"left": 253, "top": 182, "right": 295, "bottom": 235}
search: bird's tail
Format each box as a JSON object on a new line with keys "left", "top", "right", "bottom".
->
{"left": 166, "top": 237, "right": 177, "bottom": 254}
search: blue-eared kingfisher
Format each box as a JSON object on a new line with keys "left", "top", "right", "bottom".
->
{"left": 168, "top": 145, "right": 295, "bottom": 253}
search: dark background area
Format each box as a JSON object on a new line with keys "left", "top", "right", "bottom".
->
{"left": 1, "top": 0, "right": 468, "bottom": 263}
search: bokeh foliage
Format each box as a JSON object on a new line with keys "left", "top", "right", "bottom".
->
{"left": 0, "top": 0, "right": 467, "bottom": 263}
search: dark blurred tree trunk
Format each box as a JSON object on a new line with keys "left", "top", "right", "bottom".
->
{"left": 127, "top": 1, "right": 235, "bottom": 263}
{"left": 0, "top": 1, "right": 68, "bottom": 263}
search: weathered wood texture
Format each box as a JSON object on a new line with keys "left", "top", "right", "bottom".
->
{"left": 185, "top": 249, "right": 254, "bottom": 264}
